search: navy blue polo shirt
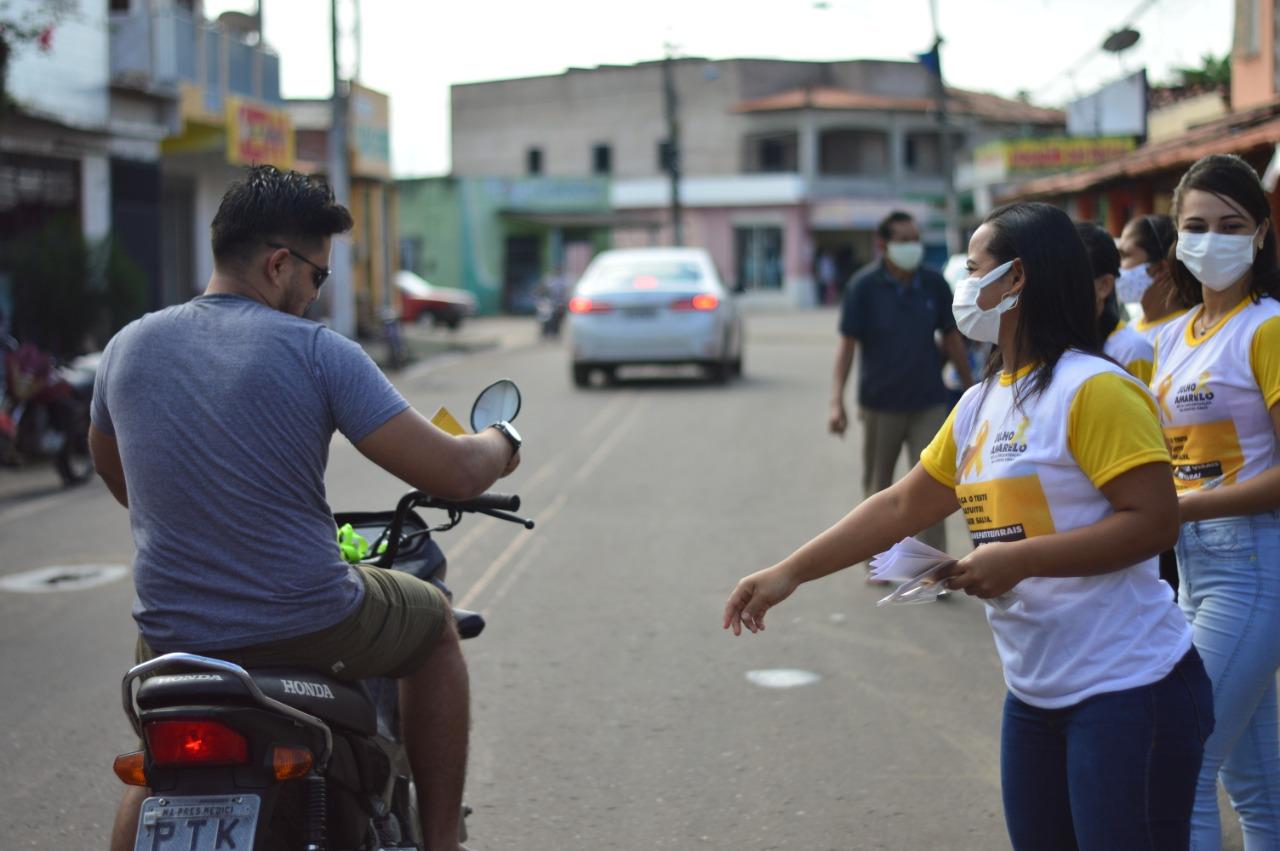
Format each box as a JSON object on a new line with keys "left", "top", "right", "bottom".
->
{"left": 839, "top": 260, "right": 955, "bottom": 411}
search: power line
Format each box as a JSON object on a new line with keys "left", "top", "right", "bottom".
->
{"left": 1030, "top": 0, "right": 1162, "bottom": 99}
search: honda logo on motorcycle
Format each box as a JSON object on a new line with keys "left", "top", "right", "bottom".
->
{"left": 280, "top": 679, "right": 336, "bottom": 700}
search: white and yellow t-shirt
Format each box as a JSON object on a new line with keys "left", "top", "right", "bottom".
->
{"left": 1133, "top": 309, "right": 1188, "bottom": 349}
{"left": 1104, "top": 322, "right": 1154, "bottom": 384}
{"left": 921, "top": 350, "right": 1191, "bottom": 709}
{"left": 1151, "top": 296, "right": 1280, "bottom": 493}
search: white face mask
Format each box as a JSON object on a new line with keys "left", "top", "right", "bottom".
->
{"left": 1176, "top": 230, "right": 1260, "bottom": 292}
{"left": 1115, "top": 264, "right": 1154, "bottom": 303}
{"left": 886, "top": 241, "right": 924, "bottom": 272}
{"left": 952, "top": 260, "right": 1018, "bottom": 344}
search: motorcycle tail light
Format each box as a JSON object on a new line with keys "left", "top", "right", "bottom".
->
{"left": 272, "top": 746, "right": 314, "bottom": 781}
{"left": 113, "top": 750, "right": 149, "bottom": 786}
{"left": 145, "top": 719, "right": 249, "bottom": 767}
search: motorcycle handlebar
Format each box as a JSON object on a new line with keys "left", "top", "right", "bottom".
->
{"left": 417, "top": 492, "right": 521, "bottom": 513}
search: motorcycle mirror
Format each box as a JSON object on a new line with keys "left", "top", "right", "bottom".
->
{"left": 470, "top": 379, "right": 522, "bottom": 432}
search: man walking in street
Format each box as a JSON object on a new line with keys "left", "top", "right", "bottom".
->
{"left": 96, "top": 166, "right": 516, "bottom": 851}
{"left": 828, "top": 210, "right": 972, "bottom": 554}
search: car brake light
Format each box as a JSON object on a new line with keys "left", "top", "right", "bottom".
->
{"left": 272, "top": 745, "right": 314, "bottom": 781}
{"left": 569, "top": 297, "right": 612, "bottom": 314}
{"left": 145, "top": 719, "right": 249, "bottom": 767}
{"left": 632, "top": 275, "right": 660, "bottom": 289}
{"left": 671, "top": 294, "right": 719, "bottom": 311}
{"left": 113, "top": 750, "right": 148, "bottom": 786}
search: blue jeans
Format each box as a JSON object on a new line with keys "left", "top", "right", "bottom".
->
{"left": 1002, "top": 649, "right": 1213, "bottom": 850}
{"left": 1178, "top": 510, "right": 1280, "bottom": 850}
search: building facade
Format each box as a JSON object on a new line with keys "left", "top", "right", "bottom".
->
{"left": 445, "top": 58, "right": 1063, "bottom": 307}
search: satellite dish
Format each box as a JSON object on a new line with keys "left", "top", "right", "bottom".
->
{"left": 1102, "top": 27, "right": 1140, "bottom": 53}
{"left": 218, "top": 11, "right": 260, "bottom": 36}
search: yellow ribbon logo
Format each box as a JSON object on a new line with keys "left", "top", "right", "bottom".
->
{"left": 1156, "top": 374, "right": 1175, "bottom": 421}
{"left": 959, "top": 420, "right": 989, "bottom": 481}
{"left": 1012, "top": 417, "right": 1030, "bottom": 445}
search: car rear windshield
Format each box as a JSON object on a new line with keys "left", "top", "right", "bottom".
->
{"left": 579, "top": 261, "right": 706, "bottom": 293}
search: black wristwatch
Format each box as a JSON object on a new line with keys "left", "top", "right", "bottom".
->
{"left": 488, "top": 420, "right": 522, "bottom": 453}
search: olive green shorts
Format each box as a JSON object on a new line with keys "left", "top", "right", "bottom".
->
{"left": 136, "top": 565, "right": 451, "bottom": 682}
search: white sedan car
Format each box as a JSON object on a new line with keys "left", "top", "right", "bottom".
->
{"left": 567, "top": 247, "right": 744, "bottom": 386}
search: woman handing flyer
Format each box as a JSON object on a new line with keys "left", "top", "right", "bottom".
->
{"left": 723, "top": 202, "right": 1212, "bottom": 849}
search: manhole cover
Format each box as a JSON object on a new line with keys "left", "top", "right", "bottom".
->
{"left": 0, "top": 564, "right": 129, "bottom": 593}
{"left": 744, "top": 669, "right": 822, "bottom": 689}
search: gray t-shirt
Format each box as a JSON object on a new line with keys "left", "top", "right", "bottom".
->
{"left": 92, "top": 294, "right": 409, "bottom": 651}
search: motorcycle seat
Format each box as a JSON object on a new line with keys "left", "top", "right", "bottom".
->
{"left": 136, "top": 667, "right": 377, "bottom": 736}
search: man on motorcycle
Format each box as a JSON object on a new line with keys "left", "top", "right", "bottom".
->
{"left": 93, "top": 165, "right": 518, "bottom": 851}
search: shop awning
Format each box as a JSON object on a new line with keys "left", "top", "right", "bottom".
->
{"left": 498, "top": 210, "right": 664, "bottom": 229}
{"left": 1007, "top": 98, "right": 1280, "bottom": 199}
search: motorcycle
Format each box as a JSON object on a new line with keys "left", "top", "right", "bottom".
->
{"left": 535, "top": 284, "right": 567, "bottom": 339}
{"left": 0, "top": 336, "right": 96, "bottom": 485}
{"left": 113, "top": 380, "right": 531, "bottom": 851}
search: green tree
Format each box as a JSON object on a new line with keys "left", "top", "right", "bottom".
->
{"left": 1175, "top": 54, "right": 1231, "bottom": 89}
{"left": 4, "top": 221, "right": 149, "bottom": 356}
{"left": 0, "top": 0, "right": 71, "bottom": 111}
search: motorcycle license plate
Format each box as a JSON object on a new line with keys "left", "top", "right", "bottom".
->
{"left": 133, "top": 795, "right": 259, "bottom": 851}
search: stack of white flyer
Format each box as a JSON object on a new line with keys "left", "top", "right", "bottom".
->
{"left": 871, "top": 537, "right": 1015, "bottom": 612}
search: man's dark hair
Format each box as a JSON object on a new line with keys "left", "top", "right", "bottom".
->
{"left": 877, "top": 210, "right": 915, "bottom": 241}
{"left": 982, "top": 202, "right": 1100, "bottom": 403}
{"left": 211, "top": 165, "right": 354, "bottom": 269}
{"left": 1170, "top": 154, "right": 1280, "bottom": 305}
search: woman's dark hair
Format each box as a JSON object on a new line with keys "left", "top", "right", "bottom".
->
{"left": 981, "top": 202, "right": 1100, "bottom": 402}
{"left": 1128, "top": 213, "right": 1175, "bottom": 267}
{"left": 1075, "top": 221, "right": 1123, "bottom": 340}
{"left": 1170, "top": 154, "right": 1280, "bottom": 305}
{"left": 211, "top": 165, "right": 354, "bottom": 269}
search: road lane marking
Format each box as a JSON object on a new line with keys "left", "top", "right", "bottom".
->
{"left": 744, "top": 669, "right": 822, "bottom": 689}
{"left": 580, "top": 392, "right": 633, "bottom": 442}
{"left": 456, "top": 492, "right": 568, "bottom": 611}
{"left": 481, "top": 537, "right": 548, "bottom": 617}
{"left": 0, "top": 488, "right": 80, "bottom": 528}
{"left": 0, "top": 564, "right": 130, "bottom": 593}
{"left": 572, "top": 406, "right": 639, "bottom": 486}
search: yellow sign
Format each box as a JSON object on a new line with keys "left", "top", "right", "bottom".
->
{"left": 431, "top": 407, "right": 467, "bottom": 436}
{"left": 225, "top": 97, "right": 295, "bottom": 169}
{"left": 1164, "top": 420, "right": 1244, "bottom": 492}
{"left": 975, "top": 137, "right": 1137, "bottom": 178}
{"left": 956, "top": 475, "right": 1056, "bottom": 544}
{"left": 349, "top": 83, "right": 392, "bottom": 179}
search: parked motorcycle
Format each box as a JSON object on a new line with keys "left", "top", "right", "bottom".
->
{"left": 0, "top": 336, "right": 95, "bottom": 485}
{"left": 113, "top": 380, "right": 530, "bottom": 851}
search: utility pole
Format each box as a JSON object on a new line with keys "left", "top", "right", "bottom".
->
{"left": 661, "top": 45, "right": 684, "bottom": 246}
{"left": 927, "top": 0, "right": 961, "bottom": 256}
{"left": 328, "top": 0, "right": 355, "bottom": 338}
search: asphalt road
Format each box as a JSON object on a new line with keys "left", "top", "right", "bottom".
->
{"left": 0, "top": 308, "right": 1242, "bottom": 850}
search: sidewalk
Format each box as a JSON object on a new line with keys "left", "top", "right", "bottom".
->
{"left": 362, "top": 314, "right": 541, "bottom": 372}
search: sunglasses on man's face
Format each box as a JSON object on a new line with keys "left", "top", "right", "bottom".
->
{"left": 266, "top": 242, "right": 331, "bottom": 289}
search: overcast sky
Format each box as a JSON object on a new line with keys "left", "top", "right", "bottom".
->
{"left": 204, "top": 0, "right": 1235, "bottom": 177}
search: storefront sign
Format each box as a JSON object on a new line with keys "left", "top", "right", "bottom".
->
{"left": 349, "top": 83, "right": 391, "bottom": 179}
{"left": 225, "top": 97, "right": 295, "bottom": 169}
{"left": 975, "top": 137, "right": 1136, "bottom": 181}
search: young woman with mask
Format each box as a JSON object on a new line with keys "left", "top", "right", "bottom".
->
{"left": 1118, "top": 213, "right": 1187, "bottom": 345}
{"left": 723, "top": 202, "right": 1210, "bottom": 849}
{"left": 1151, "top": 153, "right": 1280, "bottom": 849}
{"left": 1077, "top": 220, "right": 1155, "bottom": 383}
